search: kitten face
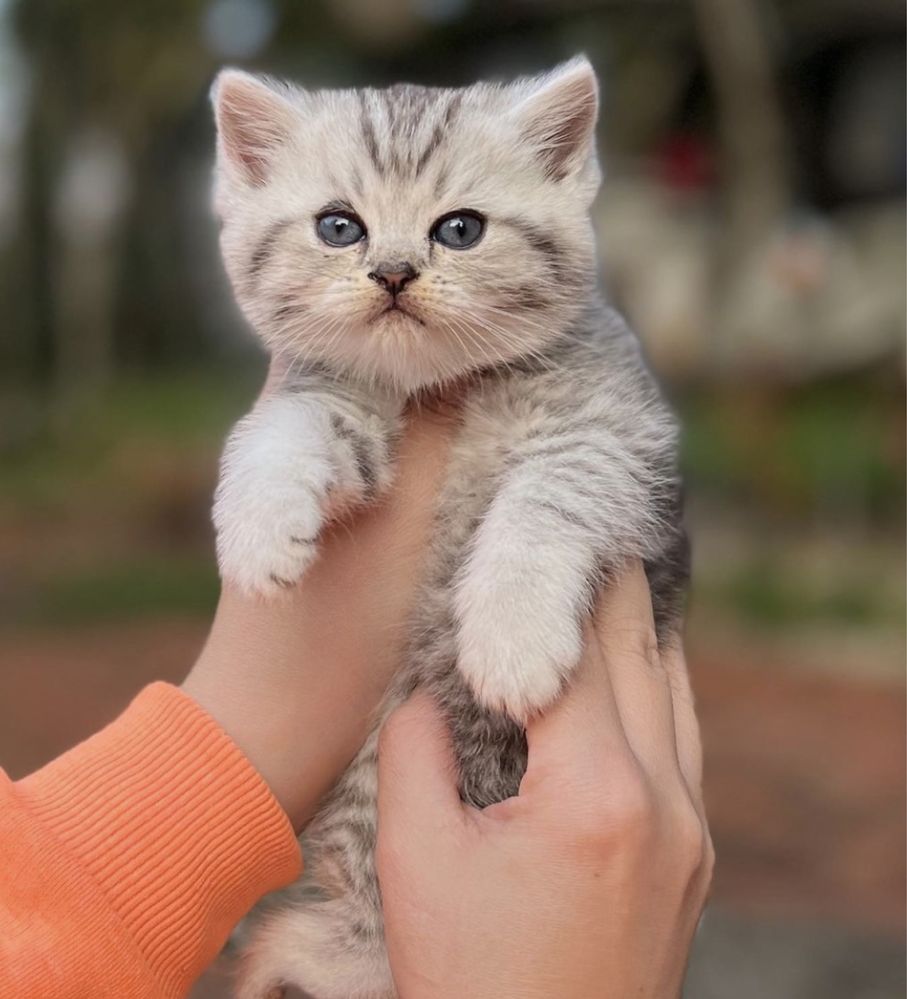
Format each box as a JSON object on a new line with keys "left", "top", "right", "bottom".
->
{"left": 213, "top": 58, "right": 601, "bottom": 390}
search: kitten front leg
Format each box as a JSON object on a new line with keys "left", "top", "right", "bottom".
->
{"left": 454, "top": 487, "right": 594, "bottom": 722}
{"left": 454, "top": 433, "right": 665, "bottom": 722}
{"left": 214, "top": 390, "right": 398, "bottom": 596}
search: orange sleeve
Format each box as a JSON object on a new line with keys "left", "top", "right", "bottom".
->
{"left": 0, "top": 682, "right": 302, "bottom": 998}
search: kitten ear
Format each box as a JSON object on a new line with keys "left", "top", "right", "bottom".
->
{"left": 512, "top": 56, "right": 599, "bottom": 182}
{"left": 211, "top": 69, "right": 295, "bottom": 186}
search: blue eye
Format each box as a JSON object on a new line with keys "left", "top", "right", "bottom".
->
{"left": 431, "top": 211, "right": 485, "bottom": 249}
{"left": 317, "top": 212, "right": 366, "bottom": 247}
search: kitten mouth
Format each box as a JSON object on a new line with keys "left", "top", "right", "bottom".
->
{"left": 377, "top": 301, "right": 425, "bottom": 326}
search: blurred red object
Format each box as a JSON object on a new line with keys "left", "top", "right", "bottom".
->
{"left": 658, "top": 132, "right": 716, "bottom": 192}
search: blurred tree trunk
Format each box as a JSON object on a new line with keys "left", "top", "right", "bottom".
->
{"left": 52, "top": 128, "right": 130, "bottom": 408}
{"left": 692, "top": 0, "right": 791, "bottom": 256}
{"left": 16, "top": 54, "right": 57, "bottom": 387}
{"left": 10, "top": 0, "right": 215, "bottom": 410}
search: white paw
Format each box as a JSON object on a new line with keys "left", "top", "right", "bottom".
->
{"left": 214, "top": 398, "right": 336, "bottom": 597}
{"left": 454, "top": 538, "right": 588, "bottom": 722}
{"left": 215, "top": 481, "right": 323, "bottom": 597}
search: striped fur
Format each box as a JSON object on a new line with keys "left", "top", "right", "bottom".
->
{"left": 210, "top": 58, "right": 688, "bottom": 999}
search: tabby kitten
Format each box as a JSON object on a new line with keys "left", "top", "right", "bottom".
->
{"left": 211, "top": 57, "right": 688, "bottom": 999}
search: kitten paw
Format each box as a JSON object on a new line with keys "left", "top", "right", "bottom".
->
{"left": 213, "top": 402, "right": 337, "bottom": 597}
{"left": 214, "top": 397, "right": 395, "bottom": 598}
{"left": 454, "top": 549, "right": 585, "bottom": 722}
{"left": 214, "top": 463, "right": 327, "bottom": 597}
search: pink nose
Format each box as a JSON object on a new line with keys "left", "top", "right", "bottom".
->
{"left": 368, "top": 262, "right": 418, "bottom": 295}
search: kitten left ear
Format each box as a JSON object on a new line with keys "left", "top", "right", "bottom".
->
{"left": 212, "top": 69, "right": 296, "bottom": 186}
{"left": 512, "top": 56, "right": 599, "bottom": 182}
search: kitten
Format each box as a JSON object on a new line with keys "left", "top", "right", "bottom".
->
{"left": 211, "top": 57, "right": 688, "bottom": 999}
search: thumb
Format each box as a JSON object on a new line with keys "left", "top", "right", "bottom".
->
{"left": 377, "top": 691, "right": 464, "bottom": 838}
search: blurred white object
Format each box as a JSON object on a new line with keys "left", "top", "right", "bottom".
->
{"left": 597, "top": 177, "right": 906, "bottom": 381}
{"left": 55, "top": 129, "right": 130, "bottom": 236}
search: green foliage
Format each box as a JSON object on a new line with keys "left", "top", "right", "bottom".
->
{"left": 680, "top": 377, "right": 905, "bottom": 524}
{"left": 700, "top": 558, "right": 905, "bottom": 629}
{"left": 7, "top": 556, "right": 219, "bottom": 630}
{"left": 0, "top": 370, "right": 259, "bottom": 510}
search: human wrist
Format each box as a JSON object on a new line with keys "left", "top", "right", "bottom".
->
{"left": 181, "top": 612, "right": 321, "bottom": 831}
{"left": 182, "top": 579, "right": 398, "bottom": 831}
{"left": 181, "top": 657, "right": 307, "bottom": 829}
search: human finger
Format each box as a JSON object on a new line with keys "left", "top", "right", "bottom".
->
{"left": 592, "top": 562, "right": 681, "bottom": 783}
{"left": 377, "top": 692, "right": 465, "bottom": 841}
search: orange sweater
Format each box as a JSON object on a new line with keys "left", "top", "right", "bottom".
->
{"left": 0, "top": 683, "right": 302, "bottom": 998}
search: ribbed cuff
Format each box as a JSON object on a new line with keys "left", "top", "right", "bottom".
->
{"left": 18, "top": 682, "right": 302, "bottom": 998}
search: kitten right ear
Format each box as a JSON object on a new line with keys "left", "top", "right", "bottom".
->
{"left": 212, "top": 69, "right": 295, "bottom": 186}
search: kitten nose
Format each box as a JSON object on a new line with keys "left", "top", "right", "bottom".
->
{"left": 368, "top": 261, "right": 418, "bottom": 295}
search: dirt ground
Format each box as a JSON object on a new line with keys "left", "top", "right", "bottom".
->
{"left": 0, "top": 616, "right": 903, "bottom": 997}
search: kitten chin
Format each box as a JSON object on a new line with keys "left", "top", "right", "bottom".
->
{"left": 211, "top": 57, "right": 688, "bottom": 999}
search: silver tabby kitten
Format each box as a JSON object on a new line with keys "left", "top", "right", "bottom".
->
{"left": 211, "top": 57, "right": 688, "bottom": 999}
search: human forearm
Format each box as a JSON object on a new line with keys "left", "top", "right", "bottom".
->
{"left": 3, "top": 683, "right": 300, "bottom": 999}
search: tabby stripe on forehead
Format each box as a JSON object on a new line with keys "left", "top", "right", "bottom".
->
{"left": 248, "top": 218, "right": 296, "bottom": 284}
{"left": 383, "top": 86, "right": 409, "bottom": 175}
{"left": 349, "top": 165, "right": 364, "bottom": 200}
{"left": 414, "top": 93, "right": 462, "bottom": 179}
{"left": 358, "top": 92, "right": 384, "bottom": 176}
{"left": 443, "top": 92, "right": 463, "bottom": 127}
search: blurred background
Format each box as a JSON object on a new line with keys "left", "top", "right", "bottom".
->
{"left": 0, "top": 0, "right": 903, "bottom": 996}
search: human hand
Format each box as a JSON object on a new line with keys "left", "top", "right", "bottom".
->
{"left": 376, "top": 563, "right": 713, "bottom": 999}
{"left": 183, "top": 360, "right": 456, "bottom": 830}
